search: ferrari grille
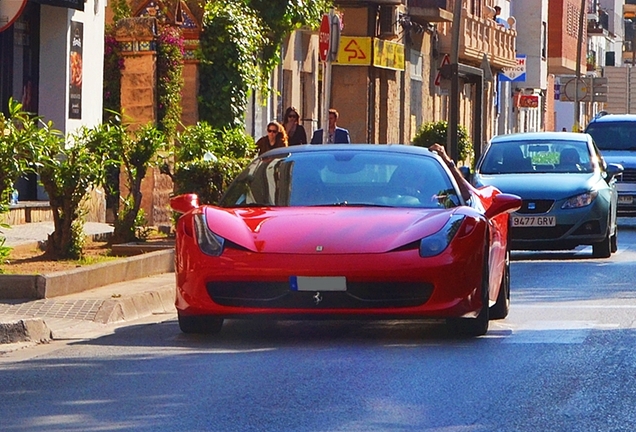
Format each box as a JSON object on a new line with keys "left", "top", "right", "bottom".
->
{"left": 206, "top": 281, "right": 433, "bottom": 309}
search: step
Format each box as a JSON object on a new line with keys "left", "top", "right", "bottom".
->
{"left": 1, "top": 201, "right": 53, "bottom": 225}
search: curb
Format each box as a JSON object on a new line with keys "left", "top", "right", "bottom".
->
{"left": 0, "top": 318, "right": 52, "bottom": 344}
{"left": 0, "top": 277, "right": 176, "bottom": 346}
{"left": 94, "top": 283, "right": 175, "bottom": 324}
{"left": 0, "top": 249, "right": 175, "bottom": 300}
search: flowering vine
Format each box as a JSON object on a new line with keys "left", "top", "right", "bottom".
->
{"left": 103, "top": 32, "right": 124, "bottom": 121}
{"left": 156, "top": 24, "right": 185, "bottom": 141}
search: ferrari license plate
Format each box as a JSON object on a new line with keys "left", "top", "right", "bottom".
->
{"left": 290, "top": 276, "right": 347, "bottom": 292}
{"left": 511, "top": 215, "right": 556, "bottom": 227}
{"left": 618, "top": 195, "right": 634, "bottom": 205}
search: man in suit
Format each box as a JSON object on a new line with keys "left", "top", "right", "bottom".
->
{"left": 311, "top": 108, "right": 351, "bottom": 144}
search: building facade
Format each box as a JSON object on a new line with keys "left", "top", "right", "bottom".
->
{"left": 1, "top": 0, "right": 106, "bottom": 201}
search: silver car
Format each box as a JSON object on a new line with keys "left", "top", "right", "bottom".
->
{"left": 585, "top": 113, "right": 636, "bottom": 216}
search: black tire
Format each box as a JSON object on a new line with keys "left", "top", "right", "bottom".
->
{"left": 178, "top": 312, "right": 224, "bottom": 334}
{"left": 592, "top": 230, "right": 611, "bottom": 258}
{"left": 490, "top": 249, "right": 510, "bottom": 320}
{"left": 447, "top": 246, "right": 490, "bottom": 337}
{"left": 610, "top": 225, "right": 618, "bottom": 253}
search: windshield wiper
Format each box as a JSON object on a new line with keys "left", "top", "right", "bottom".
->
{"left": 328, "top": 201, "right": 393, "bottom": 207}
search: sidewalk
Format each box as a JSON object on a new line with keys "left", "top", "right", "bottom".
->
{"left": 0, "top": 222, "right": 176, "bottom": 352}
{"left": 2, "top": 221, "right": 114, "bottom": 248}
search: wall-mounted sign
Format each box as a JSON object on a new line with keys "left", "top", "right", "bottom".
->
{"left": 373, "top": 39, "right": 404, "bottom": 71}
{"left": 68, "top": 21, "right": 83, "bottom": 119}
{"left": 0, "top": 0, "right": 27, "bottom": 33}
{"left": 500, "top": 55, "right": 526, "bottom": 82}
{"left": 336, "top": 36, "right": 372, "bottom": 66}
{"left": 34, "top": 0, "right": 84, "bottom": 12}
{"left": 518, "top": 95, "right": 539, "bottom": 108}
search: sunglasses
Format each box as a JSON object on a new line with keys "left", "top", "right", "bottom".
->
{"left": 267, "top": 129, "right": 278, "bottom": 133}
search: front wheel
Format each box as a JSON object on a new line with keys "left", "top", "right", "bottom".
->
{"left": 178, "top": 313, "right": 224, "bottom": 334}
{"left": 490, "top": 249, "right": 510, "bottom": 320}
{"left": 447, "top": 247, "right": 490, "bottom": 336}
{"left": 592, "top": 230, "right": 611, "bottom": 258}
{"left": 610, "top": 225, "right": 618, "bottom": 253}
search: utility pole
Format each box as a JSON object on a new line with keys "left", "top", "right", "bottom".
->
{"left": 573, "top": 0, "right": 586, "bottom": 132}
{"left": 448, "top": 0, "right": 463, "bottom": 162}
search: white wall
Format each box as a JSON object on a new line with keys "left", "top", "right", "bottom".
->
{"left": 38, "top": 0, "right": 105, "bottom": 136}
{"left": 555, "top": 100, "right": 575, "bottom": 132}
{"left": 512, "top": 0, "right": 548, "bottom": 90}
{"left": 39, "top": 7, "right": 68, "bottom": 132}
{"left": 70, "top": 0, "right": 105, "bottom": 130}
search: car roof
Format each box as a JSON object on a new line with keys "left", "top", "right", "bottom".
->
{"left": 260, "top": 143, "right": 438, "bottom": 158}
{"left": 490, "top": 131, "right": 591, "bottom": 143}
{"left": 587, "top": 114, "right": 636, "bottom": 124}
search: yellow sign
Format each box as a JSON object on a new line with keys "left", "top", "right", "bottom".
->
{"left": 334, "top": 37, "right": 404, "bottom": 70}
{"left": 373, "top": 39, "right": 405, "bottom": 71}
{"left": 336, "top": 37, "right": 372, "bottom": 66}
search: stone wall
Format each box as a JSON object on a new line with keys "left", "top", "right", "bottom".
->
{"left": 115, "top": 17, "right": 173, "bottom": 226}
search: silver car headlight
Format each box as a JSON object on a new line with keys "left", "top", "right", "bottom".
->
{"left": 419, "top": 215, "right": 465, "bottom": 257}
{"left": 193, "top": 213, "right": 225, "bottom": 256}
{"left": 561, "top": 191, "right": 598, "bottom": 209}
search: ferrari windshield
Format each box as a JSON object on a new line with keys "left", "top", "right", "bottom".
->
{"left": 479, "top": 139, "right": 594, "bottom": 174}
{"left": 219, "top": 150, "right": 460, "bottom": 209}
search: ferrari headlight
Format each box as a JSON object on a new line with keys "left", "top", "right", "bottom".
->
{"left": 561, "top": 191, "right": 598, "bottom": 209}
{"left": 193, "top": 213, "right": 225, "bottom": 256}
{"left": 419, "top": 215, "right": 464, "bottom": 257}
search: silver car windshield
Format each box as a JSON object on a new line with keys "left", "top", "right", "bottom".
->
{"left": 586, "top": 122, "right": 636, "bottom": 151}
{"left": 479, "top": 140, "right": 594, "bottom": 174}
{"left": 219, "top": 151, "right": 461, "bottom": 209}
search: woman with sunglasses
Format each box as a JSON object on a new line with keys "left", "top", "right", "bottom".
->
{"left": 282, "top": 106, "right": 307, "bottom": 146}
{"left": 256, "top": 121, "right": 289, "bottom": 155}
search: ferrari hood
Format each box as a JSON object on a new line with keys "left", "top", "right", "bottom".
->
{"left": 203, "top": 206, "right": 460, "bottom": 254}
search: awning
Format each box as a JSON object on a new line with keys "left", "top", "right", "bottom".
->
{"left": 32, "top": 0, "right": 84, "bottom": 12}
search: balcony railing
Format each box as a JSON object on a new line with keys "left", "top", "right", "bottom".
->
{"left": 437, "top": 8, "right": 517, "bottom": 69}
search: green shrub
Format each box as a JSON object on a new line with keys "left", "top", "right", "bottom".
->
{"left": 412, "top": 120, "right": 473, "bottom": 165}
{"left": 169, "top": 124, "right": 255, "bottom": 205}
{"left": 39, "top": 126, "right": 108, "bottom": 259}
{"left": 175, "top": 122, "right": 255, "bottom": 163}
{"left": 112, "top": 123, "right": 167, "bottom": 244}
{"left": 0, "top": 98, "right": 44, "bottom": 210}
{"left": 173, "top": 157, "right": 251, "bottom": 205}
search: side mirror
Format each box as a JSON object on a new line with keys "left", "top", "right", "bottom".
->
{"left": 170, "top": 194, "right": 200, "bottom": 214}
{"left": 485, "top": 193, "right": 522, "bottom": 219}
{"left": 606, "top": 163, "right": 624, "bottom": 181}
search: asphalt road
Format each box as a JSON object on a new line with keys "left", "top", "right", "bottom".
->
{"left": 2, "top": 219, "right": 636, "bottom": 431}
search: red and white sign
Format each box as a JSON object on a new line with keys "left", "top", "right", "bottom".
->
{"left": 319, "top": 14, "right": 330, "bottom": 62}
{"left": 518, "top": 95, "right": 539, "bottom": 108}
{"left": 0, "top": 0, "right": 27, "bottom": 33}
{"left": 434, "top": 54, "right": 451, "bottom": 86}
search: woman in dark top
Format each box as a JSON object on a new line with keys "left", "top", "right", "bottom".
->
{"left": 283, "top": 106, "right": 307, "bottom": 146}
{"left": 255, "top": 121, "right": 288, "bottom": 155}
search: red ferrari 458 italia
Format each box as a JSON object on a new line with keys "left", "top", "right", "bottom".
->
{"left": 170, "top": 144, "right": 521, "bottom": 336}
